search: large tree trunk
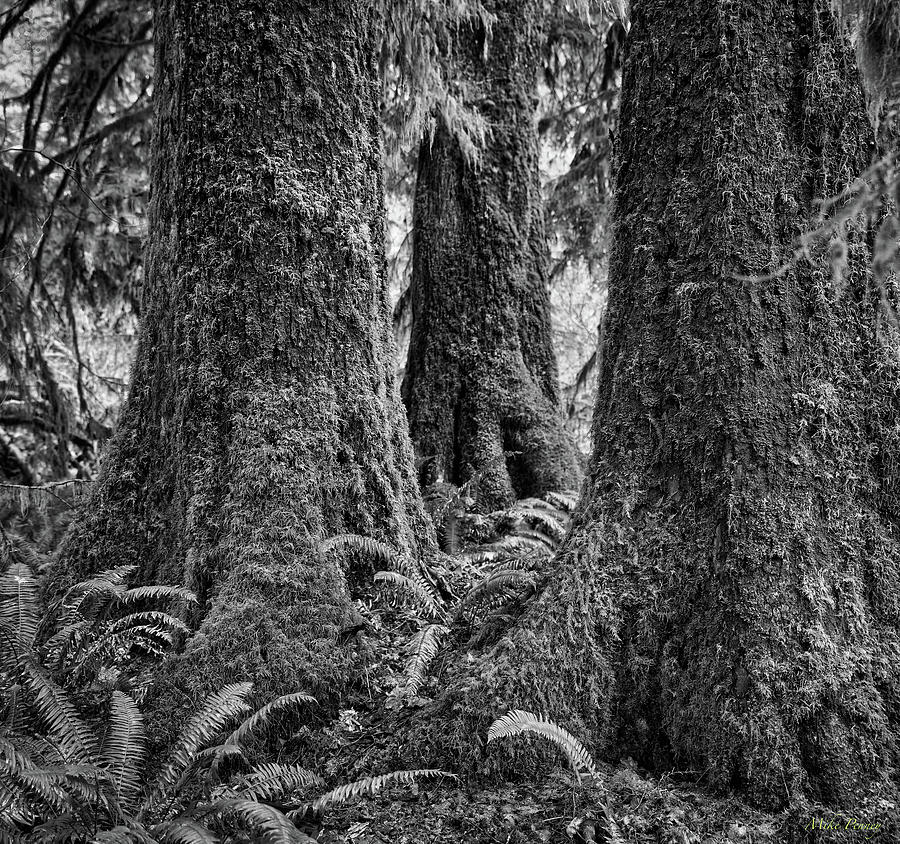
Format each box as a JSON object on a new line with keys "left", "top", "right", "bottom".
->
{"left": 401, "top": 0, "right": 580, "bottom": 510}
{"left": 53, "top": 0, "right": 432, "bottom": 725}
{"left": 437, "top": 0, "right": 900, "bottom": 812}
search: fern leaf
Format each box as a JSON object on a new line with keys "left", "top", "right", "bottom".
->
{"left": 321, "top": 534, "right": 395, "bottom": 565}
{"left": 0, "top": 562, "right": 39, "bottom": 665}
{"left": 401, "top": 625, "right": 448, "bottom": 697}
{"left": 119, "top": 585, "right": 198, "bottom": 606}
{"left": 487, "top": 710, "right": 597, "bottom": 779}
{"left": 223, "top": 692, "right": 316, "bottom": 750}
{"left": 94, "top": 825, "right": 157, "bottom": 843}
{"left": 24, "top": 663, "right": 98, "bottom": 764}
{"left": 543, "top": 490, "right": 579, "bottom": 512}
{"left": 0, "top": 736, "right": 36, "bottom": 774}
{"left": 508, "top": 527, "right": 557, "bottom": 549}
{"left": 232, "top": 762, "right": 323, "bottom": 801}
{"left": 65, "top": 566, "right": 135, "bottom": 622}
{"left": 2, "top": 763, "right": 71, "bottom": 814}
{"left": 489, "top": 535, "right": 551, "bottom": 555}
{"left": 107, "top": 611, "right": 191, "bottom": 636}
{"left": 463, "top": 569, "right": 536, "bottom": 610}
{"left": 299, "top": 769, "right": 455, "bottom": 813}
{"left": 151, "top": 819, "right": 221, "bottom": 844}
{"left": 102, "top": 691, "right": 146, "bottom": 810}
{"left": 374, "top": 571, "right": 444, "bottom": 618}
{"left": 150, "top": 682, "right": 252, "bottom": 805}
{"left": 81, "top": 625, "right": 177, "bottom": 665}
{"left": 194, "top": 798, "right": 313, "bottom": 843}
{"left": 458, "top": 548, "right": 503, "bottom": 565}
{"left": 440, "top": 510, "right": 461, "bottom": 554}
{"left": 208, "top": 692, "right": 316, "bottom": 781}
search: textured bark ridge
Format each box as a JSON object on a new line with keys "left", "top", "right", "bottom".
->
{"left": 401, "top": 0, "right": 580, "bottom": 510}
{"left": 53, "top": 1, "right": 432, "bottom": 725}
{"left": 436, "top": 0, "right": 900, "bottom": 812}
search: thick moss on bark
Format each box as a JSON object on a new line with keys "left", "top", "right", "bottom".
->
{"left": 431, "top": 0, "right": 900, "bottom": 813}
{"left": 401, "top": 0, "right": 579, "bottom": 510}
{"left": 52, "top": 0, "right": 433, "bottom": 731}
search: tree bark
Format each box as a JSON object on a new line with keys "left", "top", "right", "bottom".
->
{"left": 401, "top": 0, "right": 580, "bottom": 510}
{"left": 52, "top": 0, "right": 432, "bottom": 726}
{"left": 436, "top": 0, "right": 900, "bottom": 812}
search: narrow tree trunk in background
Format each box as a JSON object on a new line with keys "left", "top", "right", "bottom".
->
{"left": 437, "top": 0, "right": 900, "bottom": 812}
{"left": 53, "top": 0, "right": 432, "bottom": 732}
{"left": 401, "top": 0, "right": 580, "bottom": 510}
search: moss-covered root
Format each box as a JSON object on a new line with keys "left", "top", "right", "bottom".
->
{"left": 401, "top": 493, "right": 900, "bottom": 814}
{"left": 460, "top": 356, "right": 582, "bottom": 511}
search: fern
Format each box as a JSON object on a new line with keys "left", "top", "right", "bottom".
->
{"left": 462, "top": 568, "right": 536, "bottom": 611}
{"left": 106, "top": 610, "right": 189, "bottom": 634}
{"left": 150, "top": 682, "right": 252, "bottom": 805}
{"left": 374, "top": 570, "right": 445, "bottom": 619}
{"left": 509, "top": 497, "right": 568, "bottom": 531}
{"left": 193, "top": 798, "right": 314, "bottom": 843}
{"left": 297, "top": 769, "right": 456, "bottom": 813}
{"left": 207, "top": 692, "right": 317, "bottom": 780}
{"left": 231, "top": 762, "right": 323, "bottom": 801}
{"left": 0, "top": 737, "right": 72, "bottom": 816}
{"left": 64, "top": 565, "right": 136, "bottom": 621}
{"left": 543, "top": 490, "right": 579, "bottom": 512}
{"left": 224, "top": 692, "right": 316, "bottom": 750}
{"left": 400, "top": 624, "right": 448, "bottom": 697}
{"left": 487, "top": 710, "right": 597, "bottom": 780}
{"left": 118, "top": 585, "right": 198, "bottom": 606}
{"left": 150, "top": 820, "right": 221, "bottom": 844}
{"left": 24, "top": 663, "right": 98, "bottom": 764}
{"left": 391, "top": 555, "right": 448, "bottom": 614}
{"left": 0, "top": 561, "right": 39, "bottom": 667}
{"left": 149, "top": 820, "right": 221, "bottom": 843}
{"left": 321, "top": 534, "right": 396, "bottom": 565}
{"left": 102, "top": 692, "right": 146, "bottom": 810}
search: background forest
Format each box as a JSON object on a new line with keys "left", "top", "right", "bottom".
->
{"left": 2, "top": 0, "right": 900, "bottom": 843}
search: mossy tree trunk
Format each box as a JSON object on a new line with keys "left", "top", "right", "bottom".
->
{"left": 53, "top": 0, "right": 433, "bottom": 724}
{"left": 401, "top": 0, "right": 580, "bottom": 510}
{"left": 440, "top": 0, "right": 900, "bottom": 812}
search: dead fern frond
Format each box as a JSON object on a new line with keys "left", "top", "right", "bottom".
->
{"left": 487, "top": 710, "right": 597, "bottom": 781}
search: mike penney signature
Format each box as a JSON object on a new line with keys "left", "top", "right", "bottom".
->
{"left": 804, "top": 816, "right": 882, "bottom": 839}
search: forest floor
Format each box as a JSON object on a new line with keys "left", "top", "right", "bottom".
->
{"left": 285, "top": 600, "right": 841, "bottom": 844}
{"left": 260, "top": 490, "right": 894, "bottom": 844}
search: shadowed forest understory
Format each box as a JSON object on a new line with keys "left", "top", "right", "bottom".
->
{"left": 2, "top": 0, "right": 900, "bottom": 842}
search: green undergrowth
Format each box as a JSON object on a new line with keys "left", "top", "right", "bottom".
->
{"left": 3, "top": 485, "right": 897, "bottom": 842}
